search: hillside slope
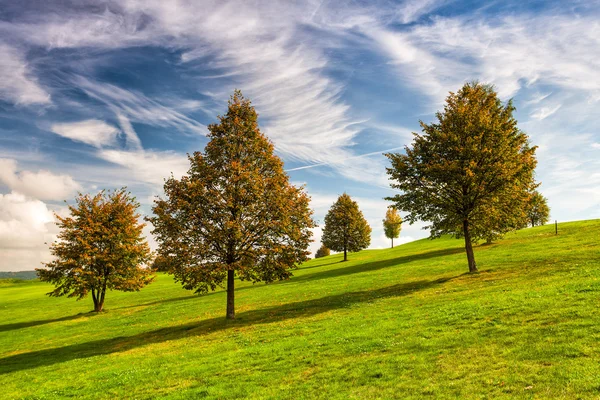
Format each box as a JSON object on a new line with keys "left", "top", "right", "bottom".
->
{"left": 1, "top": 220, "right": 600, "bottom": 399}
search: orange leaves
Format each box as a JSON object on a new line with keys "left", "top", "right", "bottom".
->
{"left": 148, "top": 90, "right": 315, "bottom": 298}
{"left": 37, "top": 188, "right": 153, "bottom": 305}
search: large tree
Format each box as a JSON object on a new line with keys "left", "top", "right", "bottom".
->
{"left": 385, "top": 82, "right": 537, "bottom": 273}
{"left": 37, "top": 189, "right": 153, "bottom": 312}
{"left": 322, "top": 193, "right": 371, "bottom": 261}
{"left": 149, "top": 91, "right": 314, "bottom": 320}
{"left": 527, "top": 190, "right": 550, "bottom": 227}
{"left": 383, "top": 207, "right": 402, "bottom": 248}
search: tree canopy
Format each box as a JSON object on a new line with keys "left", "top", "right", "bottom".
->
{"left": 527, "top": 190, "right": 550, "bottom": 227}
{"left": 385, "top": 82, "right": 538, "bottom": 272}
{"left": 322, "top": 193, "right": 371, "bottom": 261}
{"left": 149, "top": 90, "right": 315, "bottom": 319}
{"left": 383, "top": 207, "right": 402, "bottom": 248}
{"left": 315, "top": 244, "right": 330, "bottom": 259}
{"left": 37, "top": 189, "right": 153, "bottom": 312}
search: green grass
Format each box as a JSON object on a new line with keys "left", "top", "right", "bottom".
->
{"left": 1, "top": 220, "right": 600, "bottom": 399}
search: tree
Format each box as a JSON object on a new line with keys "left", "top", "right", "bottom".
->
{"left": 315, "top": 244, "right": 330, "bottom": 258}
{"left": 36, "top": 189, "right": 153, "bottom": 312}
{"left": 322, "top": 193, "right": 371, "bottom": 261}
{"left": 383, "top": 207, "right": 402, "bottom": 248}
{"left": 385, "top": 82, "right": 537, "bottom": 273}
{"left": 149, "top": 91, "right": 314, "bottom": 320}
{"left": 527, "top": 190, "right": 550, "bottom": 227}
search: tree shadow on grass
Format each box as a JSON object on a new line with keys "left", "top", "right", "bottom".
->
{"left": 287, "top": 247, "right": 465, "bottom": 284}
{"left": 112, "top": 294, "right": 200, "bottom": 310}
{"left": 122, "top": 247, "right": 466, "bottom": 308}
{"left": 0, "top": 276, "right": 456, "bottom": 375}
{"left": 0, "top": 313, "right": 100, "bottom": 333}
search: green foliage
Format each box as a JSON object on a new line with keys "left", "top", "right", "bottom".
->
{"left": 149, "top": 90, "right": 315, "bottom": 319}
{"left": 386, "top": 82, "right": 538, "bottom": 272}
{"left": 3, "top": 220, "right": 600, "bottom": 399}
{"left": 36, "top": 189, "right": 153, "bottom": 312}
{"left": 527, "top": 190, "right": 550, "bottom": 227}
{"left": 322, "top": 193, "right": 371, "bottom": 261}
{"left": 314, "top": 244, "right": 330, "bottom": 258}
{"left": 382, "top": 207, "right": 402, "bottom": 248}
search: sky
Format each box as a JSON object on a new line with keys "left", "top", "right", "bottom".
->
{"left": 0, "top": 0, "right": 599, "bottom": 271}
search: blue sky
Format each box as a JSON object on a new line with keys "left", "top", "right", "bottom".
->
{"left": 1, "top": 0, "right": 599, "bottom": 271}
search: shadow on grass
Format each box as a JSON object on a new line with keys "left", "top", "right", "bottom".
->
{"left": 0, "top": 276, "right": 456, "bottom": 375}
{"left": 0, "top": 313, "right": 99, "bottom": 333}
{"left": 113, "top": 294, "right": 200, "bottom": 310}
{"left": 124, "top": 247, "right": 466, "bottom": 307}
{"left": 288, "top": 247, "right": 465, "bottom": 283}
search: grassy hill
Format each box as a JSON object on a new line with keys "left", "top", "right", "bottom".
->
{"left": 1, "top": 220, "right": 599, "bottom": 399}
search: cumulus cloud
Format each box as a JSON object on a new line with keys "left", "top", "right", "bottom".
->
{"left": 50, "top": 119, "right": 121, "bottom": 148}
{"left": 0, "top": 43, "right": 51, "bottom": 105}
{"left": 0, "top": 192, "right": 57, "bottom": 271}
{"left": 0, "top": 159, "right": 80, "bottom": 201}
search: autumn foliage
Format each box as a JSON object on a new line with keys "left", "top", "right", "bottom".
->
{"left": 322, "top": 193, "right": 371, "bottom": 261}
{"left": 149, "top": 91, "right": 315, "bottom": 319}
{"left": 526, "top": 190, "right": 550, "bottom": 227}
{"left": 37, "top": 189, "right": 153, "bottom": 312}
{"left": 315, "top": 245, "right": 330, "bottom": 258}
{"left": 386, "top": 82, "right": 538, "bottom": 273}
{"left": 382, "top": 207, "right": 402, "bottom": 248}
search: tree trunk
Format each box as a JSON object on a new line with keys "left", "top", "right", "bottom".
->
{"left": 226, "top": 269, "right": 235, "bottom": 319}
{"left": 391, "top": 237, "right": 394, "bottom": 248}
{"left": 91, "top": 288, "right": 104, "bottom": 312}
{"left": 463, "top": 219, "right": 478, "bottom": 273}
{"left": 343, "top": 244, "right": 347, "bottom": 261}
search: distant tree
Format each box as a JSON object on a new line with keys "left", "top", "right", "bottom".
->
{"left": 383, "top": 207, "right": 402, "bottom": 248}
{"left": 385, "top": 82, "right": 537, "bottom": 273}
{"left": 527, "top": 190, "right": 550, "bottom": 227}
{"left": 322, "top": 193, "right": 371, "bottom": 261}
{"left": 150, "top": 255, "right": 170, "bottom": 272}
{"left": 37, "top": 189, "right": 153, "bottom": 312}
{"left": 149, "top": 91, "right": 315, "bottom": 320}
{"left": 315, "top": 245, "right": 330, "bottom": 258}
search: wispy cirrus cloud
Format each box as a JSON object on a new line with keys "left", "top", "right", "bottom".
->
{"left": 74, "top": 76, "right": 206, "bottom": 136}
{"left": 0, "top": 43, "right": 51, "bottom": 106}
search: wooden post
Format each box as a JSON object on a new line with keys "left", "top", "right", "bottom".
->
{"left": 555, "top": 220, "right": 558, "bottom": 235}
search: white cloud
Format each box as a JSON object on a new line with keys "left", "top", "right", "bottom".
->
{"left": 530, "top": 105, "right": 562, "bottom": 121}
{"left": 74, "top": 76, "right": 206, "bottom": 135}
{"left": 0, "top": 159, "right": 80, "bottom": 201}
{"left": 50, "top": 119, "right": 120, "bottom": 148}
{"left": 0, "top": 192, "right": 57, "bottom": 271}
{"left": 98, "top": 149, "right": 189, "bottom": 186}
{"left": 374, "top": 14, "right": 600, "bottom": 103}
{"left": 0, "top": 43, "right": 51, "bottom": 105}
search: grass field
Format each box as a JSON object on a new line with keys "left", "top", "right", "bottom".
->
{"left": 1, "top": 220, "right": 600, "bottom": 399}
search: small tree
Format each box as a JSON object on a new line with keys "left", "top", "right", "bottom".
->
{"left": 37, "top": 189, "right": 153, "bottom": 312}
{"left": 149, "top": 91, "right": 315, "bottom": 320}
{"left": 386, "top": 82, "right": 537, "bottom": 273}
{"left": 322, "top": 193, "right": 371, "bottom": 261}
{"left": 383, "top": 207, "right": 402, "bottom": 248}
{"left": 315, "top": 245, "right": 330, "bottom": 258}
{"left": 527, "top": 190, "right": 550, "bottom": 227}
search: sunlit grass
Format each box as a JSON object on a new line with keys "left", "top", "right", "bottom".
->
{"left": 1, "top": 220, "right": 600, "bottom": 399}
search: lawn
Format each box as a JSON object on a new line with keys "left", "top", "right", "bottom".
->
{"left": 1, "top": 220, "right": 600, "bottom": 399}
